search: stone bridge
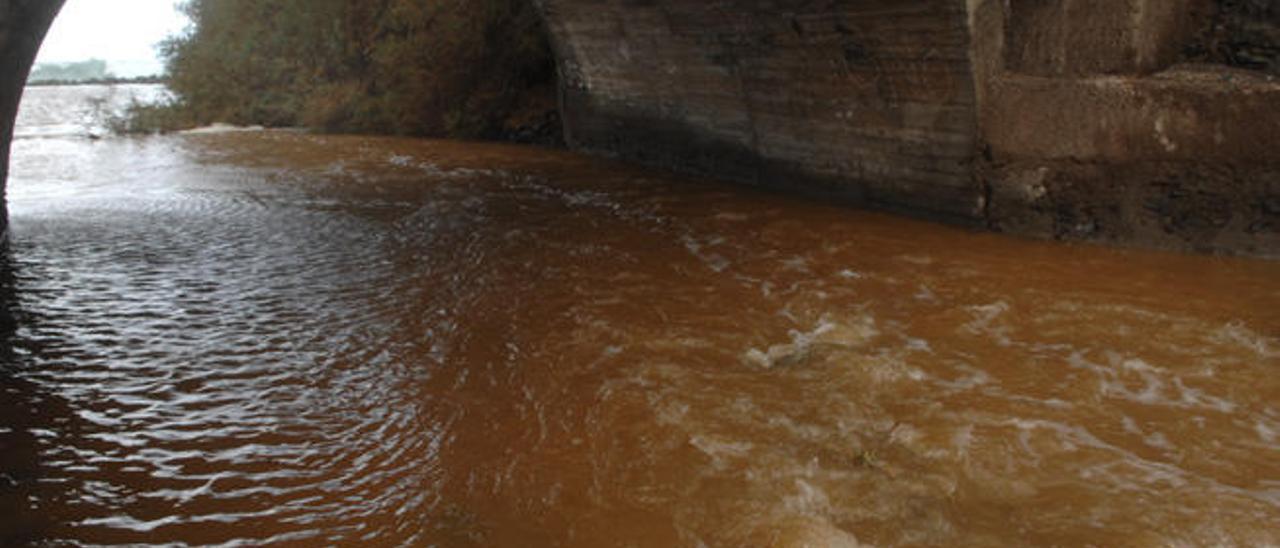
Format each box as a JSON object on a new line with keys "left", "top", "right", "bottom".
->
{"left": 3, "top": 0, "right": 1278, "bottom": 254}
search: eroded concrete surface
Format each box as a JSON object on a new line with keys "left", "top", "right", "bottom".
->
{"left": 540, "top": 0, "right": 1280, "bottom": 255}
{"left": 976, "top": 0, "right": 1280, "bottom": 255}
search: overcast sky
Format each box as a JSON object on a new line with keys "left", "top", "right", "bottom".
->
{"left": 36, "top": 0, "right": 189, "bottom": 70}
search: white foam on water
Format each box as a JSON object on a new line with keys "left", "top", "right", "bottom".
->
{"left": 781, "top": 255, "right": 811, "bottom": 273}
{"left": 1255, "top": 420, "right": 1278, "bottom": 444}
{"left": 961, "top": 301, "right": 1013, "bottom": 346}
{"left": 896, "top": 254, "right": 934, "bottom": 266}
{"left": 1213, "top": 322, "right": 1279, "bottom": 359}
{"left": 1102, "top": 358, "right": 1168, "bottom": 405}
{"left": 914, "top": 284, "right": 938, "bottom": 302}
{"left": 837, "top": 269, "right": 863, "bottom": 280}
{"left": 904, "top": 337, "right": 933, "bottom": 353}
{"left": 688, "top": 435, "right": 754, "bottom": 470}
{"left": 384, "top": 152, "right": 505, "bottom": 180}
{"left": 951, "top": 424, "right": 975, "bottom": 458}
{"left": 742, "top": 315, "right": 879, "bottom": 369}
{"left": 181, "top": 123, "right": 267, "bottom": 134}
{"left": 929, "top": 362, "right": 992, "bottom": 391}
{"left": 783, "top": 479, "right": 832, "bottom": 515}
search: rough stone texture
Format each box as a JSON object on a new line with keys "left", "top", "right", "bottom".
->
{"left": 983, "top": 160, "right": 1280, "bottom": 255}
{"left": 975, "top": 0, "right": 1280, "bottom": 256}
{"left": 1187, "top": 0, "right": 1280, "bottom": 75}
{"left": 538, "top": 0, "right": 1278, "bottom": 255}
{"left": 1004, "top": 0, "right": 1213, "bottom": 76}
{"left": 0, "top": 0, "right": 63, "bottom": 238}
{"left": 980, "top": 68, "right": 1280, "bottom": 255}
{"left": 539, "top": 0, "right": 983, "bottom": 223}
{"left": 984, "top": 70, "right": 1280, "bottom": 164}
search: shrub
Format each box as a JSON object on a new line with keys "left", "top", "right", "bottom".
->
{"left": 130, "top": 0, "right": 560, "bottom": 141}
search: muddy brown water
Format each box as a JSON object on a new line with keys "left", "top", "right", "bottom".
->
{"left": 1, "top": 85, "right": 1278, "bottom": 547}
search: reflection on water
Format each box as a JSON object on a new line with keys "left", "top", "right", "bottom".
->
{"left": 12, "top": 84, "right": 168, "bottom": 140}
{"left": 1, "top": 85, "right": 1278, "bottom": 546}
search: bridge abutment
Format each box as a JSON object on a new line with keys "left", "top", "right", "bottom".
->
{"left": 538, "top": 0, "right": 1279, "bottom": 255}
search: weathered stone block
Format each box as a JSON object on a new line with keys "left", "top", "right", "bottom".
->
{"left": 984, "top": 70, "right": 1280, "bottom": 163}
{"left": 1004, "top": 0, "right": 1212, "bottom": 76}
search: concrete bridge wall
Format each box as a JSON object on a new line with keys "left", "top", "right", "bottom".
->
{"left": 539, "top": 0, "right": 1280, "bottom": 255}
{"left": 538, "top": 0, "right": 983, "bottom": 222}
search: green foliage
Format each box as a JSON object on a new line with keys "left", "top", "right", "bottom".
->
{"left": 146, "top": 0, "right": 558, "bottom": 139}
{"left": 110, "top": 100, "right": 198, "bottom": 135}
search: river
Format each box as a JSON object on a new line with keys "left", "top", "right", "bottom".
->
{"left": 1, "top": 84, "right": 1277, "bottom": 547}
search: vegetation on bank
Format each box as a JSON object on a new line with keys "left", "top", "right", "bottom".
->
{"left": 28, "top": 59, "right": 114, "bottom": 83}
{"left": 27, "top": 75, "right": 164, "bottom": 87}
{"left": 122, "top": 0, "right": 560, "bottom": 143}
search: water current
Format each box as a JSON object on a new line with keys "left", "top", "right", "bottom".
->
{"left": 1, "top": 84, "right": 1278, "bottom": 547}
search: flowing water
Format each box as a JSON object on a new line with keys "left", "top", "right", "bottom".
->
{"left": 1, "top": 84, "right": 1278, "bottom": 547}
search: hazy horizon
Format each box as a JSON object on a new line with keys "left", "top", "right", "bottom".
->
{"left": 35, "top": 0, "right": 189, "bottom": 77}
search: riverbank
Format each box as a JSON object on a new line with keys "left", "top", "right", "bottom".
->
{"left": 26, "top": 75, "right": 163, "bottom": 87}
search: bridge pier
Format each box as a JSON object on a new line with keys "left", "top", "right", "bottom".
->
{"left": 0, "top": 1, "right": 62, "bottom": 237}
{"left": 538, "top": 0, "right": 1279, "bottom": 255}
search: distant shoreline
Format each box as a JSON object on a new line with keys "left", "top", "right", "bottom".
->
{"left": 26, "top": 76, "right": 165, "bottom": 87}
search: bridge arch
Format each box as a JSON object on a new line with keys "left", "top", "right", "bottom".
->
{"left": 0, "top": 0, "right": 63, "bottom": 236}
